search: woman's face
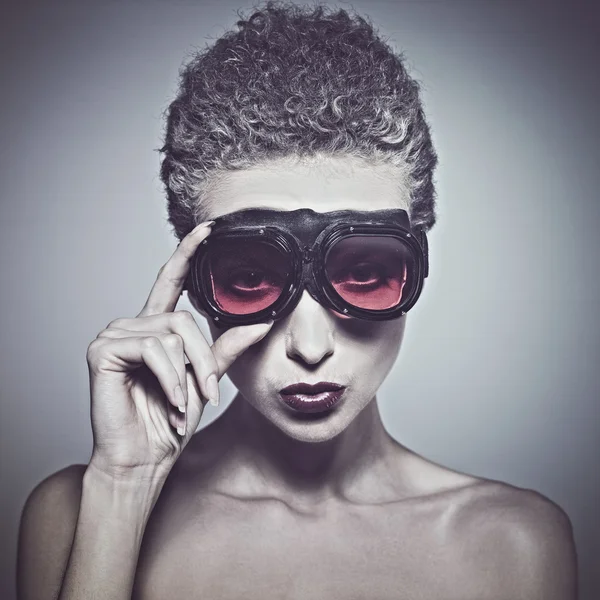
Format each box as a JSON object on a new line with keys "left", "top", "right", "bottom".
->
{"left": 192, "top": 155, "right": 411, "bottom": 442}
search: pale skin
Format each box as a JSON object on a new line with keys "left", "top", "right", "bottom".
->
{"left": 18, "top": 156, "right": 577, "bottom": 599}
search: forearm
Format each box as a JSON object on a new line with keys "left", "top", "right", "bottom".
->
{"left": 57, "top": 463, "right": 166, "bottom": 600}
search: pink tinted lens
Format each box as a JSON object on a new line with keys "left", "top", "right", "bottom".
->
{"left": 324, "top": 235, "right": 410, "bottom": 310}
{"left": 207, "top": 238, "right": 289, "bottom": 315}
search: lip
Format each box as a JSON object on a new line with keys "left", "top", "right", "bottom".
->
{"left": 279, "top": 381, "right": 346, "bottom": 414}
{"left": 279, "top": 381, "right": 344, "bottom": 395}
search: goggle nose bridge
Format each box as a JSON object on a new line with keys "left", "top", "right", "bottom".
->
{"left": 297, "top": 245, "right": 324, "bottom": 306}
{"left": 302, "top": 245, "right": 313, "bottom": 264}
{"left": 293, "top": 245, "right": 351, "bottom": 316}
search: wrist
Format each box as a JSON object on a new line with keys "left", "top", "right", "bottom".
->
{"left": 83, "top": 460, "right": 168, "bottom": 531}
{"left": 87, "top": 453, "right": 172, "bottom": 487}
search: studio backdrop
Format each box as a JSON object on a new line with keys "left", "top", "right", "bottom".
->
{"left": 1, "top": 0, "right": 598, "bottom": 598}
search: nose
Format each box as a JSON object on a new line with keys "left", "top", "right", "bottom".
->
{"left": 285, "top": 290, "right": 335, "bottom": 366}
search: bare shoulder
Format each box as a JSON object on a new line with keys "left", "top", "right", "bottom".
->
{"left": 25, "top": 463, "right": 86, "bottom": 498}
{"left": 396, "top": 451, "right": 577, "bottom": 599}
{"left": 451, "top": 479, "right": 578, "bottom": 599}
{"left": 456, "top": 478, "right": 573, "bottom": 531}
{"left": 20, "top": 463, "right": 86, "bottom": 530}
{"left": 18, "top": 464, "right": 87, "bottom": 600}
{"left": 400, "top": 451, "right": 574, "bottom": 546}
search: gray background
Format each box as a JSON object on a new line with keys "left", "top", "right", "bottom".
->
{"left": 1, "top": 0, "right": 598, "bottom": 598}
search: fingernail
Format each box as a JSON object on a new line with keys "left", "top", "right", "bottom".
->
{"left": 192, "top": 220, "right": 215, "bottom": 233}
{"left": 175, "top": 385, "right": 186, "bottom": 413}
{"left": 206, "top": 373, "right": 220, "bottom": 407}
{"left": 253, "top": 320, "right": 274, "bottom": 341}
{"left": 177, "top": 425, "right": 186, "bottom": 436}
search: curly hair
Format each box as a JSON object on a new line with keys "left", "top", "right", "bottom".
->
{"left": 160, "top": 1, "right": 438, "bottom": 239}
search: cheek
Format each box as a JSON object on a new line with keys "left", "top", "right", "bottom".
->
{"left": 380, "top": 317, "right": 406, "bottom": 353}
{"left": 351, "top": 318, "right": 406, "bottom": 374}
{"left": 223, "top": 338, "right": 271, "bottom": 393}
{"left": 349, "top": 315, "right": 406, "bottom": 352}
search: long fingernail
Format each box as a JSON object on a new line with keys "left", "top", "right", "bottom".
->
{"left": 175, "top": 385, "right": 186, "bottom": 413}
{"left": 191, "top": 220, "right": 215, "bottom": 233}
{"left": 253, "top": 320, "right": 274, "bottom": 341}
{"left": 206, "top": 373, "right": 220, "bottom": 407}
{"left": 177, "top": 425, "right": 186, "bottom": 436}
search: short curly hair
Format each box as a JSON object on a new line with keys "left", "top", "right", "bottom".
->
{"left": 160, "top": 1, "right": 438, "bottom": 239}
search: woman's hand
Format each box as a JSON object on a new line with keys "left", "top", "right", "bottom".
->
{"left": 85, "top": 220, "right": 273, "bottom": 481}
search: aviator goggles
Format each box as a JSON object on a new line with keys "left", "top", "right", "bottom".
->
{"left": 183, "top": 208, "right": 429, "bottom": 328}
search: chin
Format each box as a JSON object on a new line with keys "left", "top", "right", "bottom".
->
{"left": 269, "top": 414, "right": 356, "bottom": 443}
{"left": 246, "top": 391, "right": 370, "bottom": 443}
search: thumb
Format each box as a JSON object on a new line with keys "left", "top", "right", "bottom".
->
{"left": 210, "top": 321, "right": 274, "bottom": 380}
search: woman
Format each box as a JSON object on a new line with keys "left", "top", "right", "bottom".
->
{"left": 17, "top": 3, "right": 577, "bottom": 599}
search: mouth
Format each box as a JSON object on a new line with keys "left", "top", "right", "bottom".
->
{"left": 278, "top": 381, "right": 346, "bottom": 414}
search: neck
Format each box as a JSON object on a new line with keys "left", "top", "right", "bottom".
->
{"left": 215, "top": 393, "right": 405, "bottom": 507}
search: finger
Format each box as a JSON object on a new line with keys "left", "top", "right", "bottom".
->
{"left": 89, "top": 336, "right": 186, "bottom": 430}
{"left": 97, "top": 328, "right": 190, "bottom": 426}
{"left": 210, "top": 321, "right": 274, "bottom": 380}
{"left": 104, "top": 312, "right": 220, "bottom": 406}
{"left": 157, "top": 333, "right": 188, "bottom": 433}
{"left": 182, "top": 364, "right": 206, "bottom": 436}
{"left": 137, "top": 220, "right": 215, "bottom": 318}
{"left": 96, "top": 327, "right": 171, "bottom": 339}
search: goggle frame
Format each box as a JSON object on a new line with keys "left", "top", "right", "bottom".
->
{"left": 185, "top": 208, "right": 429, "bottom": 328}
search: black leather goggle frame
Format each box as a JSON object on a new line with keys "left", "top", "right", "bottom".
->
{"left": 183, "top": 207, "right": 429, "bottom": 328}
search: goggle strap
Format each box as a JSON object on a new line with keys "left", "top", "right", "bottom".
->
{"left": 418, "top": 228, "right": 429, "bottom": 278}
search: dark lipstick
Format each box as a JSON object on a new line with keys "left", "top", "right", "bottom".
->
{"left": 278, "top": 381, "right": 346, "bottom": 413}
